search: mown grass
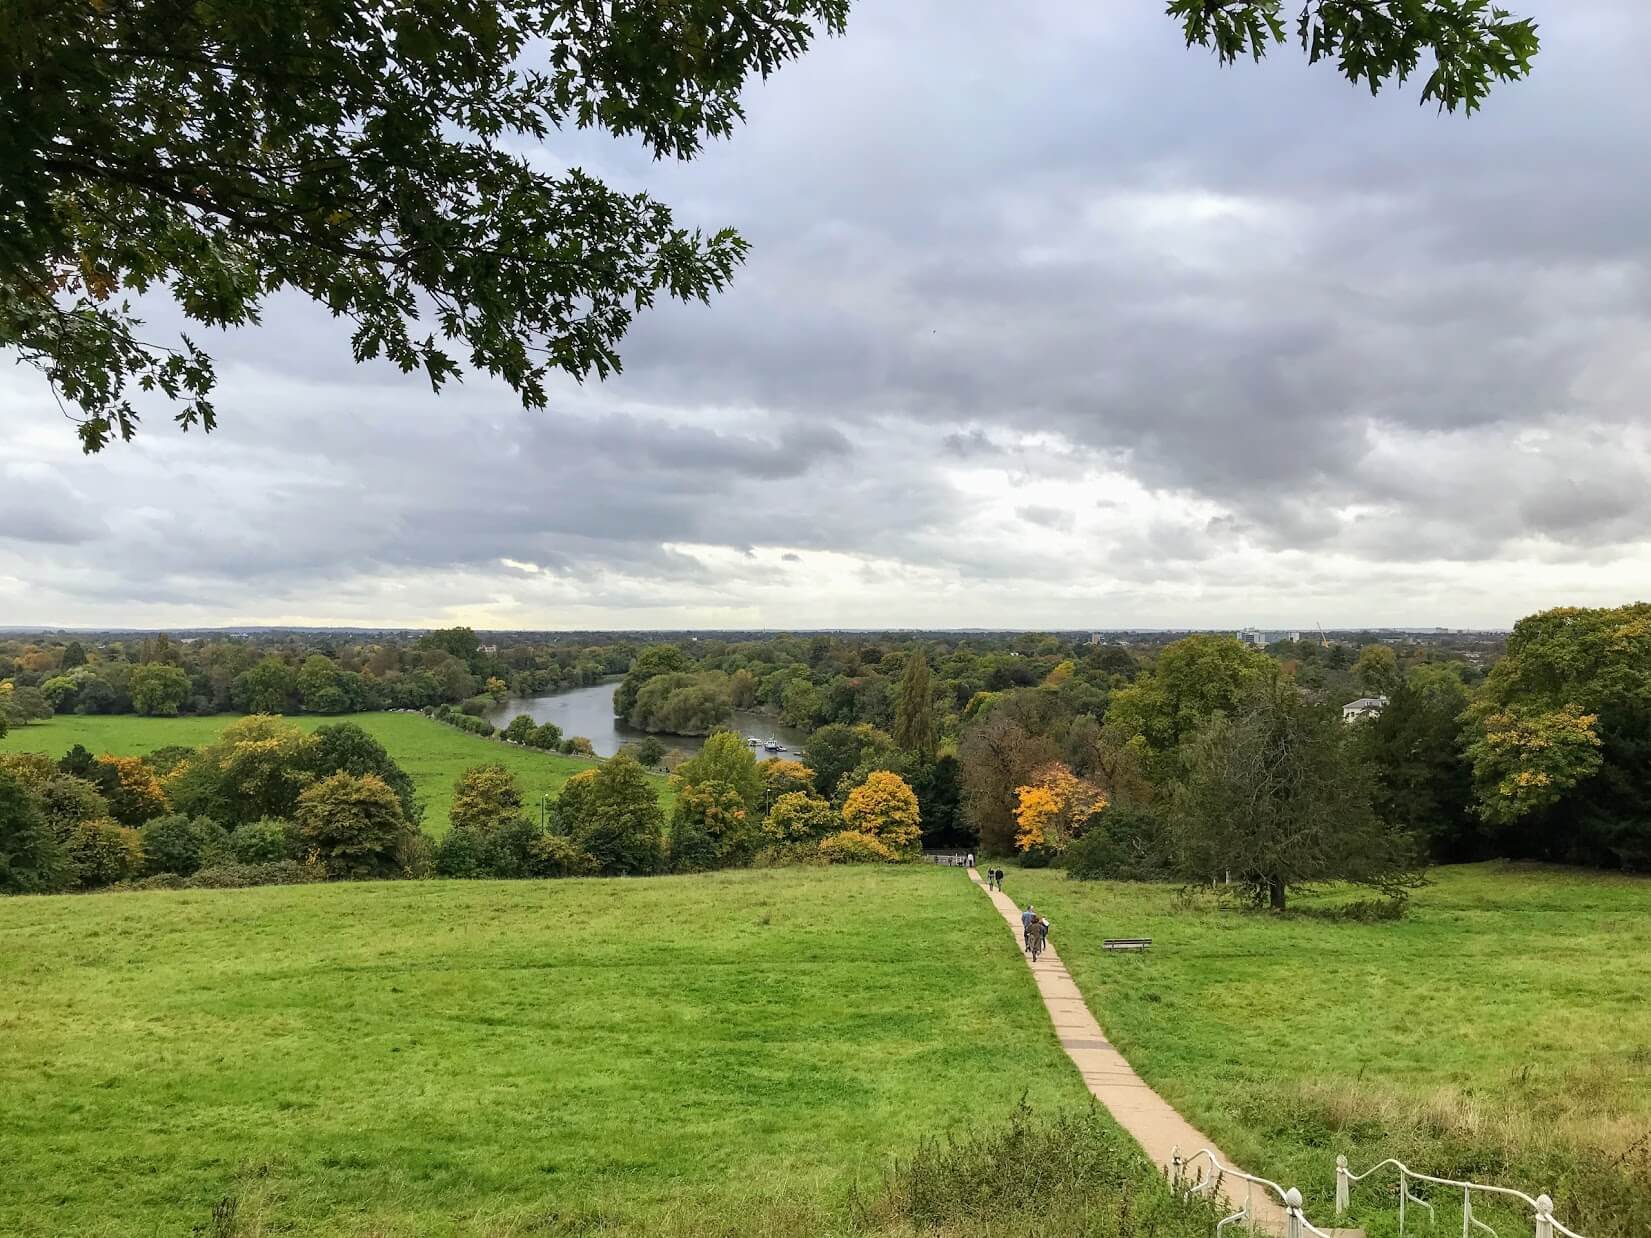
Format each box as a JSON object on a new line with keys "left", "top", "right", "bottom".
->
{"left": 0, "top": 867, "right": 1117, "bottom": 1237}
{"left": 0, "top": 712, "right": 667, "bottom": 835}
{"left": 1005, "top": 862, "right": 1651, "bottom": 1237}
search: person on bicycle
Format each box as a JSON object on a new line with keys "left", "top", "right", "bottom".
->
{"left": 1021, "top": 904, "right": 1036, "bottom": 952}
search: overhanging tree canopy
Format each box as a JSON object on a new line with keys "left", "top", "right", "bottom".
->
{"left": 2, "top": 1, "right": 1537, "bottom": 451}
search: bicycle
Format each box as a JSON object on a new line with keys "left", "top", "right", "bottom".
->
{"left": 1029, "top": 925, "right": 1048, "bottom": 962}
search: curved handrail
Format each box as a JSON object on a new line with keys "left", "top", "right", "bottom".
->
{"left": 1174, "top": 1147, "right": 1332, "bottom": 1237}
{"left": 1336, "top": 1155, "right": 1585, "bottom": 1238}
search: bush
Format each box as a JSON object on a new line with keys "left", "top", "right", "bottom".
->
{"left": 434, "top": 827, "right": 489, "bottom": 878}
{"left": 752, "top": 840, "right": 825, "bottom": 868}
{"left": 864, "top": 1102, "right": 1215, "bottom": 1236}
{"left": 818, "top": 829, "right": 897, "bottom": 864}
{"left": 527, "top": 833, "right": 597, "bottom": 878}
{"left": 67, "top": 817, "right": 144, "bottom": 887}
{"left": 229, "top": 818, "right": 294, "bottom": 863}
{"left": 561, "top": 735, "right": 594, "bottom": 756}
{"left": 182, "top": 860, "right": 320, "bottom": 889}
{"left": 1294, "top": 895, "right": 1410, "bottom": 922}
{"left": 1066, "top": 805, "right": 1170, "bottom": 882}
{"left": 458, "top": 695, "right": 492, "bottom": 717}
{"left": 139, "top": 813, "right": 229, "bottom": 876}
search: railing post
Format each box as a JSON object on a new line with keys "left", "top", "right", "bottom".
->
{"left": 1335, "top": 1155, "right": 1349, "bottom": 1217}
{"left": 1284, "top": 1187, "right": 1303, "bottom": 1238}
{"left": 1399, "top": 1169, "right": 1408, "bottom": 1236}
{"left": 1533, "top": 1194, "right": 1554, "bottom": 1238}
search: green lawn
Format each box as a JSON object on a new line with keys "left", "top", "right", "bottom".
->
{"left": 1006, "top": 862, "right": 1651, "bottom": 1237}
{"left": 0, "top": 867, "right": 1098, "bottom": 1237}
{"left": 0, "top": 712, "right": 667, "bottom": 835}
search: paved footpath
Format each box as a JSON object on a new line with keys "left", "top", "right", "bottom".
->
{"left": 969, "top": 868, "right": 1353, "bottom": 1236}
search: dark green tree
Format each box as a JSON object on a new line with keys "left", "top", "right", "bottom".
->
{"left": 0, "top": 769, "right": 73, "bottom": 893}
{"left": 61, "top": 641, "right": 87, "bottom": 670}
{"left": 893, "top": 650, "right": 938, "bottom": 762}
{"left": 312, "top": 722, "right": 420, "bottom": 822}
{"left": 1167, "top": 682, "right": 1419, "bottom": 911}
{"left": 1358, "top": 666, "right": 1477, "bottom": 861}
{"left": 568, "top": 752, "right": 664, "bottom": 876}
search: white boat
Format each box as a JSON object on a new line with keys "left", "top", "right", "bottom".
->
{"left": 763, "top": 738, "right": 782, "bottom": 752}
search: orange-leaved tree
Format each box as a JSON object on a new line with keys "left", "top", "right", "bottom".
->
{"left": 1013, "top": 762, "right": 1105, "bottom": 855}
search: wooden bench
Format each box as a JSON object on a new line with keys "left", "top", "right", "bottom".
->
{"left": 1102, "top": 938, "right": 1151, "bottom": 953}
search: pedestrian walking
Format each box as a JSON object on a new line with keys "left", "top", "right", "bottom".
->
{"left": 966, "top": 851, "right": 975, "bottom": 870}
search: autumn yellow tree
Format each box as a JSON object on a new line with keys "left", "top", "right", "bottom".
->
{"left": 761, "top": 759, "right": 815, "bottom": 799}
{"left": 1013, "top": 762, "right": 1105, "bottom": 855}
{"left": 94, "top": 754, "right": 170, "bottom": 825}
{"left": 841, "top": 771, "right": 921, "bottom": 854}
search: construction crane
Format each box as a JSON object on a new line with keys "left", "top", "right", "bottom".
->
{"left": 1317, "top": 623, "right": 1330, "bottom": 650}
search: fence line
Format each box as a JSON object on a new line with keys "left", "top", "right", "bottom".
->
{"left": 1172, "top": 1147, "right": 1332, "bottom": 1237}
{"left": 1335, "top": 1155, "right": 1584, "bottom": 1238}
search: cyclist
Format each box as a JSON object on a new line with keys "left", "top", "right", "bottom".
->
{"left": 1021, "top": 904, "right": 1036, "bottom": 952}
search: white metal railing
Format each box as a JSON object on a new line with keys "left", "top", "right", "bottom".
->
{"left": 1335, "top": 1155, "right": 1586, "bottom": 1238}
{"left": 1172, "top": 1147, "right": 1332, "bottom": 1237}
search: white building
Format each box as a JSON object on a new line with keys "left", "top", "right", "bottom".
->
{"left": 1342, "top": 696, "right": 1388, "bottom": 723}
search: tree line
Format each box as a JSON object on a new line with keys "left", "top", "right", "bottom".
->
{"left": 0, "top": 628, "right": 628, "bottom": 724}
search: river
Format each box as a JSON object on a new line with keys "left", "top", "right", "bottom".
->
{"left": 483, "top": 681, "right": 812, "bottom": 763}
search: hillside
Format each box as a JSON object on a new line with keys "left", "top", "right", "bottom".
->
{"left": 0, "top": 867, "right": 1093, "bottom": 1237}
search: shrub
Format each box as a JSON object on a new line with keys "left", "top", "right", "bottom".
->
{"left": 865, "top": 1102, "right": 1215, "bottom": 1236}
{"left": 561, "top": 735, "right": 594, "bottom": 756}
{"left": 228, "top": 818, "right": 293, "bottom": 863}
{"left": 628, "top": 736, "right": 667, "bottom": 769}
{"left": 752, "top": 840, "right": 824, "bottom": 868}
{"left": 68, "top": 817, "right": 144, "bottom": 887}
{"left": 139, "top": 813, "right": 230, "bottom": 876}
{"left": 818, "top": 829, "right": 897, "bottom": 864}
{"left": 527, "top": 722, "right": 563, "bottom": 750}
{"left": 34, "top": 773, "right": 110, "bottom": 837}
{"left": 435, "top": 827, "right": 489, "bottom": 878}
{"left": 527, "top": 833, "right": 597, "bottom": 878}
{"left": 182, "top": 860, "right": 321, "bottom": 889}
{"left": 459, "top": 695, "right": 493, "bottom": 717}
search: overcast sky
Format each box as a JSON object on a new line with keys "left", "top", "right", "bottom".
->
{"left": 4, "top": 2, "right": 1649, "bottom": 631}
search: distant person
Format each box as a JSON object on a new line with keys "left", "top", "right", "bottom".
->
{"left": 966, "top": 851, "right": 975, "bottom": 870}
{"left": 1021, "top": 904, "right": 1036, "bottom": 951}
{"left": 995, "top": 868, "right": 1005, "bottom": 892}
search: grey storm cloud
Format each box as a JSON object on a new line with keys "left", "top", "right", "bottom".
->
{"left": 3, "top": 0, "right": 1649, "bottom": 626}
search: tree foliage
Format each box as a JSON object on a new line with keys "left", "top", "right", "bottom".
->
{"left": 128, "top": 661, "right": 191, "bottom": 716}
{"left": 449, "top": 762, "right": 525, "bottom": 834}
{"left": 841, "top": 770, "right": 921, "bottom": 854}
{"left": 893, "top": 650, "right": 938, "bottom": 761}
{"left": 1012, "top": 762, "right": 1105, "bottom": 856}
{"left": 564, "top": 751, "right": 664, "bottom": 876}
{"left": 294, "top": 771, "right": 412, "bottom": 879}
{"left": 0, "top": 768, "right": 73, "bottom": 893}
{"left": 668, "top": 779, "right": 754, "bottom": 872}
{"left": 1463, "top": 605, "right": 1651, "bottom": 867}
{"left": 1169, "top": 0, "right": 1539, "bottom": 114}
{"left": 763, "top": 790, "right": 837, "bottom": 844}
{"left": 4, "top": 1, "right": 849, "bottom": 449}
{"left": 672, "top": 730, "right": 764, "bottom": 815}
{"left": 1167, "top": 683, "right": 1419, "bottom": 910}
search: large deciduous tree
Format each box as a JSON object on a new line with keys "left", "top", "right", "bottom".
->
{"left": 295, "top": 771, "right": 414, "bottom": 879}
{"left": 1463, "top": 605, "right": 1651, "bottom": 868}
{"left": 1167, "top": 682, "right": 1419, "bottom": 911}
{"left": 3, "top": 2, "right": 1533, "bottom": 451}
{"left": 128, "top": 661, "right": 191, "bottom": 716}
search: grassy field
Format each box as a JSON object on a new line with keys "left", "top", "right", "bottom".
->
{"left": 1006, "top": 862, "right": 1651, "bottom": 1237}
{"left": 0, "top": 712, "right": 667, "bottom": 835}
{"left": 0, "top": 867, "right": 1115, "bottom": 1237}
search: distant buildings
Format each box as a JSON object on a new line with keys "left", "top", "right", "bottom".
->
{"left": 1236, "top": 628, "right": 1301, "bottom": 648}
{"left": 1341, "top": 696, "right": 1388, "bottom": 723}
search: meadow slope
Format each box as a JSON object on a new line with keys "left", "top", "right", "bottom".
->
{"left": 0, "top": 867, "right": 1094, "bottom": 1237}
{"left": 1006, "top": 862, "right": 1651, "bottom": 1237}
{"left": 0, "top": 711, "right": 665, "bottom": 834}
